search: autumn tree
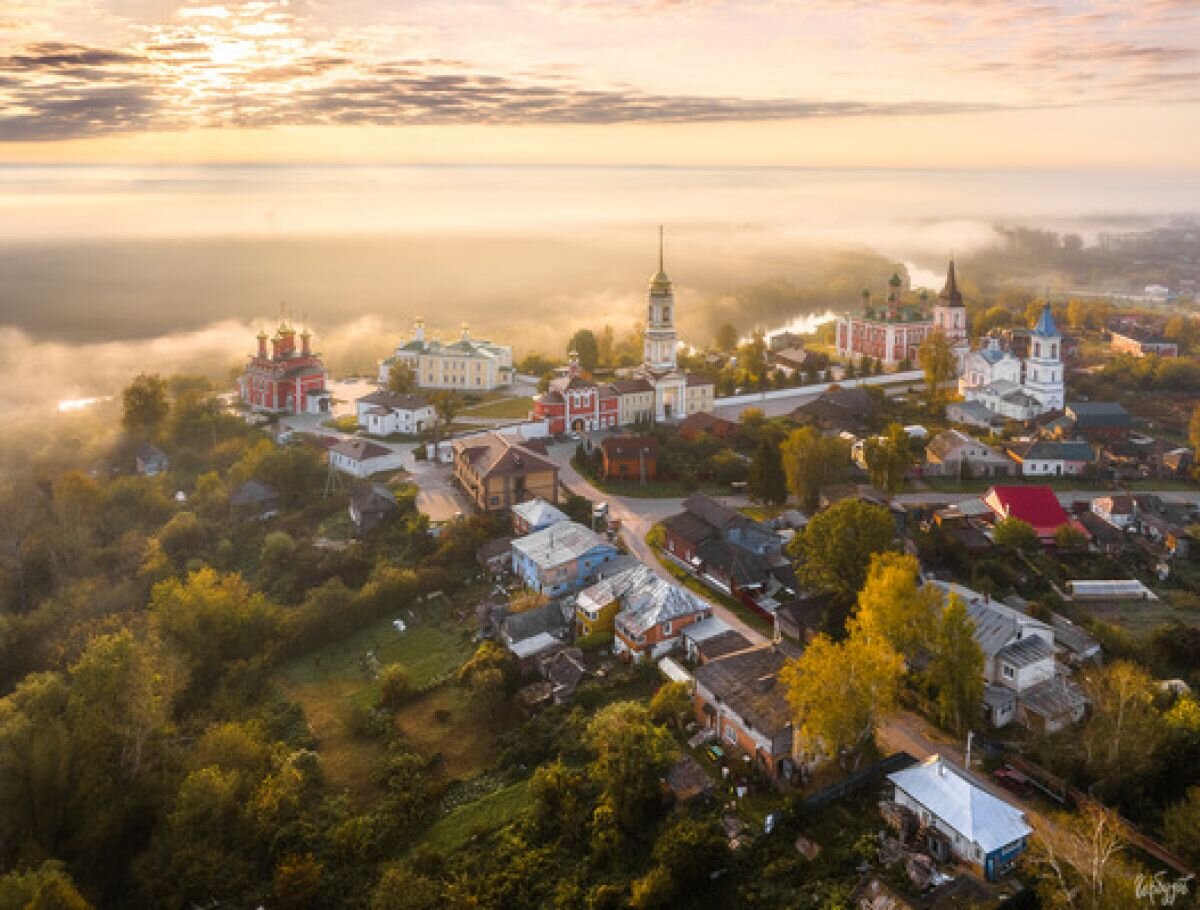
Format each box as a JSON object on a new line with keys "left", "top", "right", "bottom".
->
{"left": 918, "top": 330, "right": 956, "bottom": 413}
{"left": 0, "top": 861, "right": 94, "bottom": 910}
{"left": 378, "top": 664, "right": 412, "bottom": 708}
{"left": 430, "top": 391, "right": 463, "bottom": 441}
{"left": 853, "top": 552, "right": 940, "bottom": 659}
{"left": 648, "top": 681, "right": 692, "bottom": 732}
{"left": 1190, "top": 402, "right": 1200, "bottom": 455}
{"left": 780, "top": 427, "right": 850, "bottom": 511}
{"left": 747, "top": 431, "right": 787, "bottom": 506}
{"left": 586, "top": 701, "right": 676, "bottom": 834}
{"left": 1079, "top": 660, "right": 1162, "bottom": 781}
{"left": 790, "top": 499, "right": 895, "bottom": 599}
{"left": 993, "top": 517, "right": 1040, "bottom": 553}
{"left": 121, "top": 372, "right": 170, "bottom": 436}
{"left": 386, "top": 362, "right": 418, "bottom": 395}
{"left": 863, "top": 423, "right": 913, "bottom": 493}
{"left": 1029, "top": 805, "right": 1143, "bottom": 910}
{"left": 928, "top": 594, "right": 985, "bottom": 736}
{"left": 781, "top": 627, "right": 904, "bottom": 768}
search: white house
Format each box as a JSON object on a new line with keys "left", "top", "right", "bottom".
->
{"left": 1006, "top": 440, "right": 1094, "bottom": 477}
{"left": 933, "top": 582, "right": 1086, "bottom": 733}
{"left": 887, "top": 755, "right": 1031, "bottom": 881}
{"left": 355, "top": 390, "right": 435, "bottom": 437}
{"left": 1090, "top": 494, "right": 1137, "bottom": 529}
{"left": 329, "top": 438, "right": 399, "bottom": 478}
{"left": 380, "top": 319, "right": 513, "bottom": 391}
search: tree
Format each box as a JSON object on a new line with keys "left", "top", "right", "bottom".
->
{"left": 853, "top": 552, "right": 939, "bottom": 659}
{"left": 1190, "top": 403, "right": 1200, "bottom": 455}
{"left": 1162, "top": 787, "right": 1200, "bottom": 865}
{"left": 568, "top": 329, "right": 600, "bottom": 371}
{"left": 598, "top": 324, "right": 616, "bottom": 366}
{"left": 1079, "top": 660, "right": 1162, "bottom": 781}
{"left": 122, "top": 373, "right": 170, "bottom": 436}
{"left": 781, "top": 627, "right": 904, "bottom": 769}
{"left": 863, "top": 423, "right": 912, "bottom": 493}
{"left": 430, "top": 391, "right": 462, "bottom": 441}
{"left": 714, "top": 322, "right": 739, "bottom": 352}
{"left": 791, "top": 499, "right": 895, "bottom": 599}
{"left": 1054, "top": 524, "right": 1088, "bottom": 551}
{"left": 149, "top": 568, "right": 281, "bottom": 695}
{"left": 378, "top": 664, "right": 412, "bottom": 708}
{"left": 928, "top": 594, "right": 985, "bottom": 736}
{"left": 387, "top": 362, "right": 418, "bottom": 395}
{"left": 780, "top": 427, "right": 850, "bottom": 512}
{"left": 273, "top": 853, "right": 324, "bottom": 910}
{"left": 747, "top": 432, "right": 787, "bottom": 506}
{"left": 586, "top": 701, "right": 675, "bottom": 834}
{"left": 1029, "top": 805, "right": 1142, "bottom": 910}
{"left": 993, "top": 517, "right": 1040, "bottom": 553}
{"left": 0, "top": 862, "right": 94, "bottom": 910}
{"left": 648, "top": 681, "right": 692, "bottom": 731}
{"left": 918, "top": 330, "right": 956, "bottom": 413}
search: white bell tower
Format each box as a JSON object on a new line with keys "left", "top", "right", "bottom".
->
{"left": 643, "top": 226, "right": 678, "bottom": 371}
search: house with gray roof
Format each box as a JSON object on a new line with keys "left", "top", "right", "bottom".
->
{"left": 932, "top": 582, "right": 1086, "bottom": 732}
{"left": 510, "top": 521, "right": 619, "bottom": 597}
{"left": 1006, "top": 439, "right": 1095, "bottom": 477}
{"left": 511, "top": 497, "right": 569, "bottom": 535}
{"left": 924, "top": 429, "right": 1015, "bottom": 479}
{"left": 887, "top": 755, "right": 1031, "bottom": 880}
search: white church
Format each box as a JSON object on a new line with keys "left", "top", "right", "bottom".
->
{"left": 957, "top": 303, "right": 1064, "bottom": 421}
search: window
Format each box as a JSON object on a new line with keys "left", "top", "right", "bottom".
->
{"left": 661, "top": 621, "right": 672, "bottom": 636}
{"left": 724, "top": 723, "right": 737, "bottom": 744}
{"left": 1002, "top": 664, "right": 1015, "bottom": 680}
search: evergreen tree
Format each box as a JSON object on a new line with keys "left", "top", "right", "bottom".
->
{"left": 748, "top": 433, "right": 787, "bottom": 506}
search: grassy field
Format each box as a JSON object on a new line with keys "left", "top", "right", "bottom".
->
{"left": 461, "top": 396, "right": 535, "bottom": 419}
{"left": 422, "top": 780, "right": 532, "bottom": 853}
{"left": 276, "top": 609, "right": 476, "bottom": 803}
{"left": 1075, "top": 598, "right": 1200, "bottom": 636}
{"left": 393, "top": 686, "right": 502, "bottom": 781}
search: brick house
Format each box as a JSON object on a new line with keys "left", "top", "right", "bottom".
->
{"left": 453, "top": 432, "right": 560, "bottom": 512}
{"left": 691, "top": 644, "right": 800, "bottom": 784}
{"left": 600, "top": 435, "right": 659, "bottom": 482}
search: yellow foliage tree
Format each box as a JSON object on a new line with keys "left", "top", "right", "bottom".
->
{"left": 852, "top": 552, "right": 940, "bottom": 659}
{"left": 780, "top": 628, "right": 904, "bottom": 769}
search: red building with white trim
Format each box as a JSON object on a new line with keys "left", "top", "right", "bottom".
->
{"left": 239, "top": 322, "right": 331, "bottom": 415}
{"left": 533, "top": 355, "right": 620, "bottom": 434}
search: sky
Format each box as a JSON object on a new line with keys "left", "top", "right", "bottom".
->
{"left": 2, "top": 0, "right": 1200, "bottom": 168}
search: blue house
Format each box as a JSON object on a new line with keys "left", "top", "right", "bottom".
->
{"left": 510, "top": 520, "right": 620, "bottom": 598}
{"left": 887, "top": 755, "right": 1031, "bottom": 881}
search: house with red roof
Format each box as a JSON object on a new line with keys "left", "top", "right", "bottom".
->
{"left": 982, "top": 485, "right": 1079, "bottom": 545}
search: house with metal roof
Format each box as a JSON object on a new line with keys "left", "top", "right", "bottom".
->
{"left": 453, "top": 432, "right": 560, "bottom": 512}
{"left": 691, "top": 644, "right": 799, "bottom": 784}
{"left": 379, "top": 318, "right": 513, "bottom": 391}
{"left": 982, "top": 485, "right": 1074, "bottom": 544}
{"left": 329, "top": 438, "right": 399, "bottom": 478}
{"left": 924, "top": 429, "right": 1015, "bottom": 479}
{"left": 354, "top": 390, "right": 435, "bottom": 436}
{"left": 932, "top": 582, "right": 1086, "bottom": 732}
{"left": 511, "top": 497, "right": 569, "bottom": 536}
{"left": 887, "top": 755, "right": 1031, "bottom": 880}
{"left": 612, "top": 572, "right": 712, "bottom": 662}
{"left": 1005, "top": 439, "right": 1095, "bottom": 477}
{"left": 510, "top": 520, "right": 620, "bottom": 598}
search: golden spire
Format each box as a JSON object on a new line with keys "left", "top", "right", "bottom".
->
{"left": 659, "top": 224, "right": 664, "bottom": 273}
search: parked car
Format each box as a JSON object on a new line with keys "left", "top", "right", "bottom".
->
{"left": 993, "top": 766, "right": 1033, "bottom": 797}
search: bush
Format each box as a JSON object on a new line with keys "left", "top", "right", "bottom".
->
{"left": 379, "top": 663, "right": 413, "bottom": 708}
{"left": 576, "top": 629, "right": 613, "bottom": 652}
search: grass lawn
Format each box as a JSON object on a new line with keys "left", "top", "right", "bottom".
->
{"left": 421, "top": 780, "right": 532, "bottom": 854}
{"left": 581, "top": 472, "right": 733, "bottom": 500}
{"left": 276, "top": 610, "right": 476, "bottom": 804}
{"left": 1075, "top": 598, "right": 1200, "bottom": 636}
{"left": 393, "top": 686, "right": 505, "bottom": 781}
{"left": 461, "top": 396, "right": 535, "bottom": 419}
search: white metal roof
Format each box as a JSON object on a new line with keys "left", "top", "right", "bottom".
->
{"left": 888, "top": 755, "right": 1031, "bottom": 854}
{"left": 511, "top": 520, "right": 609, "bottom": 570}
{"left": 508, "top": 631, "right": 562, "bottom": 659}
{"left": 1067, "top": 579, "right": 1157, "bottom": 601}
{"left": 658, "top": 656, "right": 694, "bottom": 684}
{"left": 511, "top": 497, "right": 568, "bottom": 529}
{"left": 682, "top": 615, "right": 733, "bottom": 644}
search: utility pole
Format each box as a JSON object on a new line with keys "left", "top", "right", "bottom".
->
{"left": 965, "top": 729, "right": 974, "bottom": 771}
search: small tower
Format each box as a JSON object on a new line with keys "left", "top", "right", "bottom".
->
{"left": 413, "top": 316, "right": 426, "bottom": 344}
{"left": 934, "top": 258, "right": 968, "bottom": 346}
{"left": 861, "top": 288, "right": 872, "bottom": 315}
{"left": 256, "top": 328, "right": 268, "bottom": 359}
{"left": 1025, "top": 302, "right": 1064, "bottom": 411}
{"left": 643, "top": 225, "right": 678, "bottom": 371}
{"left": 567, "top": 348, "right": 581, "bottom": 377}
{"left": 301, "top": 326, "right": 312, "bottom": 356}
{"left": 461, "top": 322, "right": 471, "bottom": 341}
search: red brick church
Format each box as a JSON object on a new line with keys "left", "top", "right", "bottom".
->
{"left": 238, "top": 321, "right": 331, "bottom": 415}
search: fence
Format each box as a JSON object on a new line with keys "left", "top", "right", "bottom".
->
{"left": 1005, "top": 754, "right": 1197, "bottom": 877}
{"left": 803, "top": 751, "right": 918, "bottom": 810}
{"left": 713, "top": 370, "right": 926, "bottom": 409}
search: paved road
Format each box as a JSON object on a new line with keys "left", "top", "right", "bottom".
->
{"left": 543, "top": 439, "right": 768, "bottom": 646}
